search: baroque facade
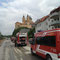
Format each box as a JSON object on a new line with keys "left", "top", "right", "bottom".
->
{"left": 15, "top": 15, "right": 34, "bottom": 29}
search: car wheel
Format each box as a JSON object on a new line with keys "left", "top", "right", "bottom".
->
{"left": 46, "top": 55, "right": 52, "bottom": 60}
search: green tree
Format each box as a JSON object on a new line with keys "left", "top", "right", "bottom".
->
{"left": 0, "top": 32, "right": 3, "bottom": 39}
{"left": 28, "top": 27, "right": 35, "bottom": 38}
{"left": 12, "top": 27, "right": 29, "bottom": 37}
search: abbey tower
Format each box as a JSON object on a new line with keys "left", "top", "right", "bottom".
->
{"left": 22, "top": 16, "right": 25, "bottom": 24}
{"left": 15, "top": 15, "right": 34, "bottom": 29}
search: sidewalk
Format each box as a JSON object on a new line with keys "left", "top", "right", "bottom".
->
{"left": 0, "top": 40, "right": 5, "bottom": 60}
{"left": 0, "top": 40, "right": 4, "bottom": 46}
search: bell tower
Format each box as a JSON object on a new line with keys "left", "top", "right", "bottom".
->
{"left": 22, "top": 15, "right": 25, "bottom": 24}
{"left": 27, "top": 15, "right": 30, "bottom": 22}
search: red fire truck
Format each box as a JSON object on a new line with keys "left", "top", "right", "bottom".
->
{"left": 15, "top": 32, "right": 28, "bottom": 47}
{"left": 30, "top": 28, "right": 60, "bottom": 60}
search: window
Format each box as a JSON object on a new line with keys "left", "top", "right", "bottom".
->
{"left": 36, "top": 36, "right": 56, "bottom": 47}
{"left": 57, "top": 18, "right": 59, "bottom": 21}
{"left": 49, "top": 25, "right": 50, "bottom": 27}
{"left": 55, "top": 26, "right": 58, "bottom": 28}
{"left": 54, "top": 19, "right": 56, "bottom": 21}
{"left": 52, "top": 27, "right": 54, "bottom": 29}
{"left": 52, "top": 20, "right": 53, "bottom": 22}
{"left": 49, "top": 19, "right": 50, "bottom": 21}
{"left": 58, "top": 26, "right": 60, "bottom": 28}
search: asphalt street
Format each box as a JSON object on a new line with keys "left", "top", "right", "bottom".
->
{"left": 0, "top": 39, "right": 45, "bottom": 60}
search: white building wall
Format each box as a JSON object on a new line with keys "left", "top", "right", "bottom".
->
{"left": 59, "top": 11, "right": 60, "bottom": 21}
{"left": 35, "top": 8, "right": 60, "bottom": 33}
{"left": 49, "top": 11, "right": 60, "bottom": 29}
{"left": 35, "top": 18, "right": 50, "bottom": 33}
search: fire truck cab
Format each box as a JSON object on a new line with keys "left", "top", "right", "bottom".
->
{"left": 15, "top": 32, "right": 28, "bottom": 47}
{"left": 30, "top": 28, "right": 60, "bottom": 60}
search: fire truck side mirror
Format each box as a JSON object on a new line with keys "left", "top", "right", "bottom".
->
{"left": 29, "top": 40, "right": 33, "bottom": 44}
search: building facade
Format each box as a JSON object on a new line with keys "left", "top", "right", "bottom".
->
{"left": 35, "top": 7, "right": 60, "bottom": 33}
{"left": 35, "top": 16, "right": 49, "bottom": 32}
{"left": 15, "top": 15, "right": 34, "bottom": 29}
{"left": 49, "top": 7, "right": 60, "bottom": 29}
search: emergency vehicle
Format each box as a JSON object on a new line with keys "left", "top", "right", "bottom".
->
{"left": 11, "top": 37, "right": 16, "bottom": 43}
{"left": 15, "top": 32, "right": 28, "bottom": 47}
{"left": 30, "top": 28, "right": 60, "bottom": 60}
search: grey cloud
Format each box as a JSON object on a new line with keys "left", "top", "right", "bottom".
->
{"left": 0, "top": 0, "right": 60, "bottom": 35}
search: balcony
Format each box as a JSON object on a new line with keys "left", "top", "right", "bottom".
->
{"left": 50, "top": 20, "right": 60, "bottom": 26}
{"left": 50, "top": 12, "right": 59, "bottom": 18}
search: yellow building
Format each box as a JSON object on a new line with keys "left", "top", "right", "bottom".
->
{"left": 15, "top": 15, "right": 34, "bottom": 29}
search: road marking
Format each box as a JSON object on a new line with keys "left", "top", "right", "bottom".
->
{"left": 14, "top": 48, "right": 23, "bottom": 56}
{"left": 16, "top": 48, "right": 23, "bottom": 55}
{"left": 14, "top": 53, "right": 18, "bottom": 60}
{"left": 20, "top": 58, "right": 23, "bottom": 60}
{"left": 14, "top": 48, "right": 24, "bottom": 60}
{"left": 14, "top": 48, "right": 19, "bottom": 54}
{"left": 23, "top": 46, "right": 30, "bottom": 51}
{"left": 24, "top": 51, "right": 31, "bottom": 54}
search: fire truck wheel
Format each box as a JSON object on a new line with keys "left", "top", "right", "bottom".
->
{"left": 25, "top": 44, "right": 27, "bottom": 46}
{"left": 46, "top": 55, "right": 52, "bottom": 60}
{"left": 31, "top": 48, "right": 34, "bottom": 55}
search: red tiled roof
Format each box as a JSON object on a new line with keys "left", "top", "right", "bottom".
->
{"left": 38, "top": 15, "right": 49, "bottom": 23}
{"left": 50, "top": 6, "right": 60, "bottom": 14}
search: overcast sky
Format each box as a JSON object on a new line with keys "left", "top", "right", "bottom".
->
{"left": 0, "top": 0, "right": 60, "bottom": 35}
